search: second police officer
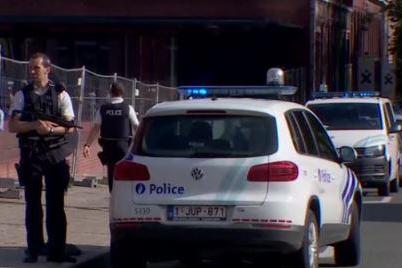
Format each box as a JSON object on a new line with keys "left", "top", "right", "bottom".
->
{"left": 83, "top": 82, "right": 139, "bottom": 192}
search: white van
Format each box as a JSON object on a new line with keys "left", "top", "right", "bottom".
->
{"left": 307, "top": 92, "right": 401, "bottom": 196}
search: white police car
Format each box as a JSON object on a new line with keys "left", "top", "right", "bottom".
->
{"left": 110, "top": 87, "right": 362, "bottom": 268}
{"left": 306, "top": 92, "right": 401, "bottom": 196}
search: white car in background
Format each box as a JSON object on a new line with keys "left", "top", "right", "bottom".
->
{"left": 307, "top": 92, "right": 401, "bottom": 196}
{"left": 110, "top": 97, "right": 362, "bottom": 268}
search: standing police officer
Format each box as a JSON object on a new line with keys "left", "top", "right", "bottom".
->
{"left": 8, "top": 52, "right": 77, "bottom": 263}
{"left": 83, "top": 82, "right": 139, "bottom": 192}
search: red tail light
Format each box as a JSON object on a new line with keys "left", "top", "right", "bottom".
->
{"left": 114, "top": 161, "right": 150, "bottom": 181}
{"left": 247, "top": 161, "right": 298, "bottom": 182}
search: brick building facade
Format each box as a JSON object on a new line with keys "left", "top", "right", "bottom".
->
{"left": 0, "top": 0, "right": 390, "bottom": 101}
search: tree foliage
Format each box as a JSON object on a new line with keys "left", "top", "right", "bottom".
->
{"left": 387, "top": 0, "right": 402, "bottom": 97}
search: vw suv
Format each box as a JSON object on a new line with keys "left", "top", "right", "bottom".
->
{"left": 110, "top": 96, "right": 362, "bottom": 268}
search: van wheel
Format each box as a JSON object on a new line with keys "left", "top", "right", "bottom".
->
{"left": 110, "top": 239, "right": 146, "bottom": 268}
{"left": 292, "top": 210, "right": 319, "bottom": 268}
{"left": 334, "top": 201, "right": 361, "bottom": 266}
{"left": 378, "top": 181, "right": 390, "bottom": 196}
{"left": 391, "top": 178, "right": 399, "bottom": 193}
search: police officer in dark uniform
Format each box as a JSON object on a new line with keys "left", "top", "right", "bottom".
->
{"left": 83, "top": 82, "right": 139, "bottom": 192}
{"left": 8, "top": 53, "right": 77, "bottom": 263}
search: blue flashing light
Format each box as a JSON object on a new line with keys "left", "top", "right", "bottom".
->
{"left": 179, "top": 85, "right": 298, "bottom": 99}
{"left": 185, "top": 88, "right": 209, "bottom": 97}
{"left": 312, "top": 91, "right": 380, "bottom": 99}
{"left": 199, "top": 88, "right": 207, "bottom": 95}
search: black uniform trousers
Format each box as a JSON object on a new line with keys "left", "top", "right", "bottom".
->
{"left": 21, "top": 149, "right": 69, "bottom": 258}
{"left": 101, "top": 139, "right": 130, "bottom": 192}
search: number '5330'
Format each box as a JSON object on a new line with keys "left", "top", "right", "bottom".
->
{"left": 134, "top": 207, "right": 151, "bottom": 215}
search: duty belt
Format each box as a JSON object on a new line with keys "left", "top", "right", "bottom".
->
{"left": 99, "top": 137, "right": 132, "bottom": 141}
{"left": 23, "top": 136, "right": 68, "bottom": 150}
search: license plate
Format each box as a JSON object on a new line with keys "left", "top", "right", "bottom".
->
{"left": 168, "top": 205, "right": 226, "bottom": 221}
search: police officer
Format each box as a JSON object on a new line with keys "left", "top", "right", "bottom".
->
{"left": 8, "top": 52, "right": 77, "bottom": 263}
{"left": 83, "top": 82, "right": 139, "bottom": 192}
{"left": 0, "top": 106, "right": 4, "bottom": 131}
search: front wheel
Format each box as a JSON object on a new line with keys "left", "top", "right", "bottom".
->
{"left": 378, "top": 181, "right": 390, "bottom": 196}
{"left": 292, "top": 209, "right": 319, "bottom": 268}
{"left": 334, "top": 201, "right": 361, "bottom": 266}
{"left": 391, "top": 177, "right": 399, "bottom": 193}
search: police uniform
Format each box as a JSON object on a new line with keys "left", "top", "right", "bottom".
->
{"left": 0, "top": 108, "right": 4, "bottom": 131}
{"left": 9, "top": 81, "right": 75, "bottom": 260}
{"left": 96, "top": 97, "right": 139, "bottom": 191}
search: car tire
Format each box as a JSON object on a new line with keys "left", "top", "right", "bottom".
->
{"left": 334, "top": 201, "right": 361, "bottom": 266}
{"left": 110, "top": 239, "right": 147, "bottom": 268}
{"left": 292, "top": 209, "right": 319, "bottom": 268}
{"left": 378, "top": 181, "right": 390, "bottom": 196}
{"left": 391, "top": 178, "right": 399, "bottom": 193}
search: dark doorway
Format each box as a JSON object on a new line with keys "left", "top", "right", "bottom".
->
{"left": 177, "top": 25, "right": 306, "bottom": 86}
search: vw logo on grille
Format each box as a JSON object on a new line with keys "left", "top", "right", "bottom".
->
{"left": 191, "top": 168, "right": 204, "bottom": 181}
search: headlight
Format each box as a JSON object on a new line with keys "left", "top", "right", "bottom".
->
{"left": 361, "top": 145, "right": 385, "bottom": 157}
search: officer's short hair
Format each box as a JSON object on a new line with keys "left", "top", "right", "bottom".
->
{"left": 110, "top": 82, "right": 124, "bottom": 97}
{"left": 30, "top": 52, "right": 51, "bottom": 68}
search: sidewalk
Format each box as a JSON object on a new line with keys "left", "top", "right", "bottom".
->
{"left": 0, "top": 184, "right": 110, "bottom": 268}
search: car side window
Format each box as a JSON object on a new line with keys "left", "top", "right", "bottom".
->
{"left": 304, "top": 111, "right": 339, "bottom": 162}
{"left": 285, "top": 111, "right": 306, "bottom": 154}
{"left": 292, "top": 111, "right": 318, "bottom": 156}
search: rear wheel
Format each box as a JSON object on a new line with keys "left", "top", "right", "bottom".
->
{"left": 334, "top": 201, "right": 361, "bottom": 266}
{"left": 293, "top": 209, "right": 319, "bottom": 268}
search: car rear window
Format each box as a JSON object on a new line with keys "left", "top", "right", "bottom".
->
{"left": 307, "top": 103, "right": 382, "bottom": 130}
{"left": 133, "top": 115, "right": 277, "bottom": 158}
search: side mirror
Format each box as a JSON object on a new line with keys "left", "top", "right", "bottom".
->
{"left": 339, "top": 146, "right": 357, "bottom": 163}
{"left": 389, "top": 124, "right": 402, "bottom": 134}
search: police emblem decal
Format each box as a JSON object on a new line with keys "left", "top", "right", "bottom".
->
{"left": 191, "top": 168, "right": 204, "bottom": 180}
{"left": 135, "top": 183, "right": 146, "bottom": 195}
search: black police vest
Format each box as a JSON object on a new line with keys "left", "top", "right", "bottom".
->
{"left": 18, "top": 82, "right": 77, "bottom": 163}
{"left": 99, "top": 102, "right": 131, "bottom": 140}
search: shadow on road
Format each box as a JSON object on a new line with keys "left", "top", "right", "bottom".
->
{"left": 0, "top": 245, "right": 108, "bottom": 268}
{"left": 363, "top": 203, "right": 402, "bottom": 223}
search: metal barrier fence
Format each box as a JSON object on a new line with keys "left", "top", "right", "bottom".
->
{"left": 0, "top": 51, "right": 178, "bottom": 181}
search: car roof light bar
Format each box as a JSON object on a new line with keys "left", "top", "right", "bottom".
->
{"left": 312, "top": 91, "right": 380, "bottom": 99}
{"left": 179, "top": 85, "right": 298, "bottom": 99}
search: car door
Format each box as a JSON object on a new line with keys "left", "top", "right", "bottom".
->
{"left": 303, "top": 111, "right": 346, "bottom": 224}
{"left": 384, "top": 102, "right": 399, "bottom": 180}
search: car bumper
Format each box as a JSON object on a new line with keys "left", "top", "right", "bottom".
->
{"left": 110, "top": 222, "right": 305, "bottom": 258}
{"left": 346, "top": 156, "right": 389, "bottom": 186}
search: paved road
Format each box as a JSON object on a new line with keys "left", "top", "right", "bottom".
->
{"left": 82, "top": 188, "right": 402, "bottom": 268}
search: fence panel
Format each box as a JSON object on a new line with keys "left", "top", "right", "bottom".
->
{"left": 0, "top": 55, "right": 179, "bottom": 182}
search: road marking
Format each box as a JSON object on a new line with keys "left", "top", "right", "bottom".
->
{"left": 363, "top": 197, "right": 392, "bottom": 204}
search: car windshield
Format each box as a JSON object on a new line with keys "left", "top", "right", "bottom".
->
{"left": 133, "top": 114, "right": 277, "bottom": 158}
{"left": 307, "top": 103, "right": 382, "bottom": 130}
